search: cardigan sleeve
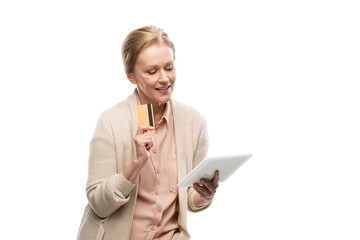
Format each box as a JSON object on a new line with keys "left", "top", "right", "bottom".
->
{"left": 187, "top": 117, "right": 213, "bottom": 212}
{"left": 85, "top": 114, "right": 135, "bottom": 219}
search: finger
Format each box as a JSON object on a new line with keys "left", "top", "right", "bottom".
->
{"left": 212, "top": 170, "right": 220, "bottom": 188}
{"left": 137, "top": 125, "right": 155, "bottom": 134}
{"left": 134, "top": 134, "right": 150, "bottom": 145}
{"left": 200, "top": 179, "right": 216, "bottom": 195}
{"left": 193, "top": 183, "right": 211, "bottom": 198}
{"left": 142, "top": 135, "right": 154, "bottom": 150}
{"left": 145, "top": 140, "right": 154, "bottom": 150}
{"left": 136, "top": 133, "right": 154, "bottom": 145}
{"left": 141, "top": 132, "right": 152, "bottom": 139}
{"left": 147, "top": 134, "right": 154, "bottom": 149}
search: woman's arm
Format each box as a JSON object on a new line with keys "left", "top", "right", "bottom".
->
{"left": 86, "top": 116, "right": 154, "bottom": 218}
{"left": 86, "top": 115, "right": 134, "bottom": 218}
{"left": 123, "top": 125, "right": 154, "bottom": 183}
{"left": 187, "top": 118, "right": 214, "bottom": 212}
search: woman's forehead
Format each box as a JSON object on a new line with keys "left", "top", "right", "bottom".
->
{"left": 137, "top": 44, "right": 174, "bottom": 67}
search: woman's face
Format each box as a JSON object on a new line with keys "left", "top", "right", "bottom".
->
{"left": 128, "top": 44, "right": 176, "bottom": 104}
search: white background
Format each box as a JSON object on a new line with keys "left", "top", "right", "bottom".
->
{"left": 1, "top": 0, "right": 359, "bottom": 239}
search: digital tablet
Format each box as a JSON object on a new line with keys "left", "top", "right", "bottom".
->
{"left": 177, "top": 154, "right": 252, "bottom": 187}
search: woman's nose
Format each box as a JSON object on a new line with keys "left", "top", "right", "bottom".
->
{"left": 158, "top": 69, "right": 169, "bottom": 82}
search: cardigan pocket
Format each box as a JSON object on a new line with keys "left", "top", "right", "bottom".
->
{"left": 78, "top": 205, "right": 107, "bottom": 240}
{"left": 168, "top": 153, "right": 178, "bottom": 194}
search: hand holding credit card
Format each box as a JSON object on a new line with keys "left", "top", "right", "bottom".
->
{"left": 134, "top": 103, "right": 155, "bottom": 169}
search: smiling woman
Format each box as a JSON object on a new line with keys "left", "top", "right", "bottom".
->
{"left": 77, "top": 26, "right": 219, "bottom": 240}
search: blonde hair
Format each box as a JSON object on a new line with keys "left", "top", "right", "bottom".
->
{"left": 121, "top": 25, "right": 175, "bottom": 74}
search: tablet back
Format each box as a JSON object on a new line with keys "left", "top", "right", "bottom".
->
{"left": 177, "top": 154, "right": 252, "bottom": 187}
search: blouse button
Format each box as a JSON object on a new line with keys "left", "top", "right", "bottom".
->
{"left": 156, "top": 168, "right": 160, "bottom": 174}
{"left": 158, "top": 206, "right": 162, "bottom": 212}
{"left": 150, "top": 225, "right": 155, "bottom": 231}
{"left": 152, "top": 147, "right": 158, "bottom": 153}
{"left": 154, "top": 189, "right": 159, "bottom": 195}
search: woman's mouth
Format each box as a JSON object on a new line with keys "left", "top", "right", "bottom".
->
{"left": 155, "top": 85, "right": 171, "bottom": 93}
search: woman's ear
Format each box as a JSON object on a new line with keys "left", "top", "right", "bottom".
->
{"left": 127, "top": 73, "right": 137, "bottom": 85}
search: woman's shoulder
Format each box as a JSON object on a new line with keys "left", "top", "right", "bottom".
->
{"left": 98, "top": 96, "right": 134, "bottom": 126}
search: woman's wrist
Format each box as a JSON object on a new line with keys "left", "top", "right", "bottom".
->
{"left": 122, "top": 160, "right": 143, "bottom": 183}
{"left": 133, "top": 156, "right": 147, "bottom": 168}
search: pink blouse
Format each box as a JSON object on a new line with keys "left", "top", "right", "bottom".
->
{"left": 129, "top": 99, "right": 179, "bottom": 240}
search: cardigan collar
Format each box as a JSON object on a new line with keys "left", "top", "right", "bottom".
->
{"left": 127, "top": 89, "right": 140, "bottom": 141}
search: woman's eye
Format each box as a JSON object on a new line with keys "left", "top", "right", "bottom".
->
{"left": 148, "top": 70, "right": 156, "bottom": 75}
{"left": 165, "top": 65, "right": 173, "bottom": 71}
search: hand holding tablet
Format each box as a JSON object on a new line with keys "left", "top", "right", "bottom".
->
{"left": 177, "top": 154, "right": 252, "bottom": 187}
{"left": 136, "top": 105, "right": 252, "bottom": 190}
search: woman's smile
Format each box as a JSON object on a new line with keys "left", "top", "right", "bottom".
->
{"left": 155, "top": 85, "right": 171, "bottom": 93}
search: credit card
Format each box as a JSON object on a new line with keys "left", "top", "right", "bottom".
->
{"left": 136, "top": 103, "right": 154, "bottom": 127}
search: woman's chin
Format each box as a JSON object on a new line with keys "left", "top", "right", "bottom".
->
{"left": 156, "top": 97, "right": 171, "bottom": 104}
{"left": 154, "top": 92, "right": 172, "bottom": 103}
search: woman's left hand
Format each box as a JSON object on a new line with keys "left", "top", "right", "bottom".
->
{"left": 193, "top": 170, "right": 220, "bottom": 207}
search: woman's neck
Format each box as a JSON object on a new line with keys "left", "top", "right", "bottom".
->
{"left": 152, "top": 102, "right": 166, "bottom": 124}
{"left": 152, "top": 102, "right": 166, "bottom": 115}
{"left": 136, "top": 89, "right": 166, "bottom": 122}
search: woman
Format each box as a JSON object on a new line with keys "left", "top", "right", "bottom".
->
{"left": 77, "top": 25, "right": 219, "bottom": 240}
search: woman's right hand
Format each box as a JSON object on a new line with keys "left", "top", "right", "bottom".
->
{"left": 133, "top": 125, "right": 154, "bottom": 169}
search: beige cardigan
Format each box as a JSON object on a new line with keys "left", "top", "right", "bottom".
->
{"left": 77, "top": 90, "right": 210, "bottom": 240}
